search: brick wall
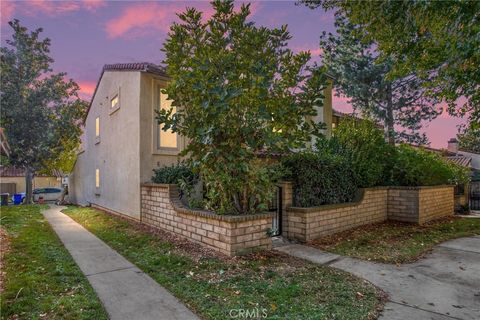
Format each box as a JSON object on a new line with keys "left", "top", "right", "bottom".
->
{"left": 282, "top": 183, "right": 454, "bottom": 242}
{"left": 387, "top": 187, "right": 420, "bottom": 223}
{"left": 387, "top": 186, "right": 454, "bottom": 224}
{"left": 418, "top": 186, "right": 454, "bottom": 224}
{"left": 284, "top": 186, "right": 388, "bottom": 242}
{"left": 141, "top": 183, "right": 273, "bottom": 256}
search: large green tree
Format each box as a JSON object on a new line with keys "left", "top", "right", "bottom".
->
{"left": 457, "top": 125, "right": 480, "bottom": 154}
{"left": 302, "top": 0, "right": 480, "bottom": 126}
{"left": 0, "top": 20, "right": 86, "bottom": 203}
{"left": 159, "top": 0, "right": 327, "bottom": 214}
{"left": 319, "top": 14, "right": 439, "bottom": 144}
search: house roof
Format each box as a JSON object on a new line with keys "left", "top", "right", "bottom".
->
{"left": 412, "top": 145, "right": 473, "bottom": 168}
{"left": 458, "top": 148, "right": 480, "bottom": 155}
{"left": 446, "top": 155, "right": 472, "bottom": 167}
{"left": 84, "top": 62, "right": 168, "bottom": 124}
{"left": 103, "top": 62, "right": 166, "bottom": 75}
{"left": 332, "top": 109, "right": 350, "bottom": 118}
{"left": 0, "top": 166, "right": 62, "bottom": 177}
{"left": 417, "top": 145, "right": 456, "bottom": 156}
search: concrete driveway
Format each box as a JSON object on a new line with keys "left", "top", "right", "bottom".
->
{"left": 276, "top": 236, "right": 480, "bottom": 320}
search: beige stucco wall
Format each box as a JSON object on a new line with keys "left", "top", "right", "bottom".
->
{"left": 308, "top": 79, "right": 333, "bottom": 147}
{"left": 138, "top": 73, "right": 187, "bottom": 184}
{"left": 0, "top": 176, "right": 61, "bottom": 193}
{"left": 69, "top": 152, "right": 88, "bottom": 206}
{"left": 322, "top": 79, "right": 333, "bottom": 138}
{"left": 70, "top": 71, "right": 142, "bottom": 219}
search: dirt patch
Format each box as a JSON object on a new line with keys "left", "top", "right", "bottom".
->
{"left": 0, "top": 227, "right": 11, "bottom": 293}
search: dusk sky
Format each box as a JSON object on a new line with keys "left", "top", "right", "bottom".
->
{"left": 1, "top": 0, "right": 466, "bottom": 148}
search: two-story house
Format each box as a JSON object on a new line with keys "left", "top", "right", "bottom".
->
{"left": 69, "top": 62, "right": 333, "bottom": 219}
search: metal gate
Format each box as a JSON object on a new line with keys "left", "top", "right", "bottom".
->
{"left": 268, "top": 186, "right": 282, "bottom": 236}
{"left": 470, "top": 181, "right": 480, "bottom": 211}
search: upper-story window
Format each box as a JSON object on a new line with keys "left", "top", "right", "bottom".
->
{"left": 157, "top": 90, "right": 177, "bottom": 149}
{"left": 111, "top": 94, "right": 119, "bottom": 109}
{"left": 109, "top": 89, "right": 120, "bottom": 115}
{"left": 95, "top": 117, "right": 100, "bottom": 137}
{"left": 95, "top": 117, "right": 100, "bottom": 144}
{"left": 95, "top": 168, "right": 100, "bottom": 188}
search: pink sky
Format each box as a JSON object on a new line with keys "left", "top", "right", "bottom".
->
{"left": 0, "top": 0, "right": 467, "bottom": 148}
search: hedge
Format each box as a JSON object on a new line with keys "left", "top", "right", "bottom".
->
{"left": 282, "top": 152, "right": 357, "bottom": 207}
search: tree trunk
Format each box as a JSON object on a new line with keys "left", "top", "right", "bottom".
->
{"left": 24, "top": 167, "right": 34, "bottom": 204}
{"left": 384, "top": 83, "right": 395, "bottom": 145}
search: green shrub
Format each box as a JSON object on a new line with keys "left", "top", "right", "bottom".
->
{"left": 152, "top": 164, "right": 201, "bottom": 207}
{"left": 152, "top": 164, "right": 198, "bottom": 185}
{"left": 201, "top": 160, "right": 285, "bottom": 214}
{"left": 282, "top": 152, "right": 357, "bottom": 207}
{"left": 317, "top": 117, "right": 393, "bottom": 187}
{"left": 391, "top": 145, "right": 469, "bottom": 186}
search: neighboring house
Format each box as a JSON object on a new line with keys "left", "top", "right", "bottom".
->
{"left": 413, "top": 139, "right": 479, "bottom": 179}
{"left": 415, "top": 139, "right": 480, "bottom": 211}
{"left": 331, "top": 109, "right": 351, "bottom": 130}
{"left": 69, "top": 62, "right": 334, "bottom": 219}
{"left": 0, "top": 166, "right": 62, "bottom": 194}
{"left": 446, "top": 138, "right": 480, "bottom": 179}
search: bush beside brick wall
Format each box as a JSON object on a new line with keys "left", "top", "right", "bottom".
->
{"left": 141, "top": 183, "right": 273, "bottom": 256}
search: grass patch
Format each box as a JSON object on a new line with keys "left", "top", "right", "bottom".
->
{"left": 63, "top": 206, "right": 385, "bottom": 320}
{"left": 309, "top": 217, "right": 480, "bottom": 264}
{"left": 0, "top": 205, "right": 107, "bottom": 320}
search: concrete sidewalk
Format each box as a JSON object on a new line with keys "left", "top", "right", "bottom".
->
{"left": 43, "top": 205, "right": 198, "bottom": 320}
{"left": 276, "top": 237, "right": 480, "bottom": 320}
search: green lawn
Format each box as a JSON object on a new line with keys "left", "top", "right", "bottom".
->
{"left": 0, "top": 205, "right": 107, "bottom": 320}
{"left": 309, "top": 217, "right": 480, "bottom": 264}
{"left": 63, "top": 206, "right": 385, "bottom": 320}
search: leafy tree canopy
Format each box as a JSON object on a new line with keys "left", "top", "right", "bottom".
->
{"left": 301, "top": 0, "right": 480, "bottom": 126}
{"left": 457, "top": 125, "right": 480, "bottom": 154}
{"left": 319, "top": 14, "right": 439, "bottom": 144}
{"left": 159, "top": 0, "right": 327, "bottom": 214}
{"left": 0, "top": 20, "right": 86, "bottom": 202}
